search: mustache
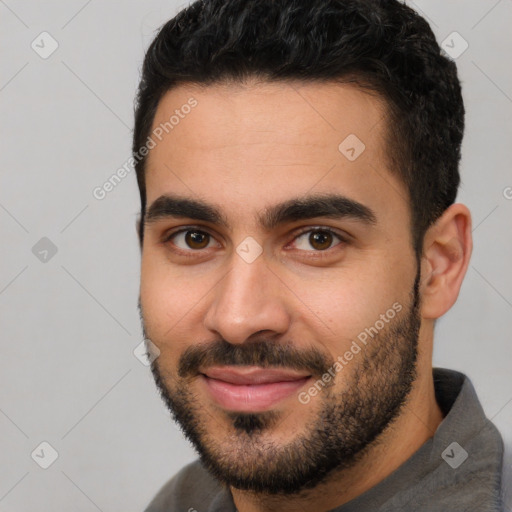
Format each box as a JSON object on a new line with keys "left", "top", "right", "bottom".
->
{"left": 177, "top": 339, "right": 334, "bottom": 379}
{"left": 139, "top": 297, "right": 335, "bottom": 379}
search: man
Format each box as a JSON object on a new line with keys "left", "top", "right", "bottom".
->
{"left": 133, "top": 0, "right": 505, "bottom": 510}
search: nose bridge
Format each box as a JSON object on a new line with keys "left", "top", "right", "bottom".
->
{"left": 204, "top": 250, "right": 290, "bottom": 344}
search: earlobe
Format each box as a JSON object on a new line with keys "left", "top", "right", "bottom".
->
{"left": 420, "top": 203, "right": 473, "bottom": 319}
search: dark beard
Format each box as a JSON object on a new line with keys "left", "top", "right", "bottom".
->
{"left": 141, "top": 268, "right": 421, "bottom": 495}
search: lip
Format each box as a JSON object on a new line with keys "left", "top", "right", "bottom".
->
{"left": 200, "top": 366, "right": 311, "bottom": 412}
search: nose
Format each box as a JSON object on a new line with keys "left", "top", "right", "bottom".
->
{"left": 203, "top": 250, "right": 291, "bottom": 345}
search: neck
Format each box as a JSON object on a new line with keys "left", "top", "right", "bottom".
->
{"left": 231, "top": 366, "right": 444, "bottom": 512}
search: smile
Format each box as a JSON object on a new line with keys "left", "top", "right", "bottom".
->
{"left": 199, "top": 366, "right": 311, "bottom": 412}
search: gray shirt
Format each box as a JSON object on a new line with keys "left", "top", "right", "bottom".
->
{"left": 144, "top": 368, "right": 505, "bottom": 511}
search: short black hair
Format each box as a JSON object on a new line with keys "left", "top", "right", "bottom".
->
{"left": 133, "top": 0, "right": 464, "bottom": 254}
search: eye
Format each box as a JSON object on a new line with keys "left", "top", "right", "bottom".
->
{"left": 291, "top": 228, "right": 346, "bottom": 252}
{"left": 162, "top": 226, "right": 348, "bottom": 258}
{"left": 164, "top": 228, "right": 220, "bottom": 252}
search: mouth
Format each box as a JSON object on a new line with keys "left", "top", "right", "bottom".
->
{"left": 199, "top": 366, "right": 312, "bottom": 413}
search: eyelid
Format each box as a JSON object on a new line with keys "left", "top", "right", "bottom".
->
{"left": 163, "top": 225, "right": 198, "bottom": 241}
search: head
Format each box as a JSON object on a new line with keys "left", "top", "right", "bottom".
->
{"left": 134, "top": 0, "right": 471, "bottom": 496}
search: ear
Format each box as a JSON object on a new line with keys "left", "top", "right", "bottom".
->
{"left": 419, "top": 203, "right": 472, "bottom": 319}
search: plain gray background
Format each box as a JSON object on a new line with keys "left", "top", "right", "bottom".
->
{"left": 1, "top": 1, "right": 511, "bottom": 510}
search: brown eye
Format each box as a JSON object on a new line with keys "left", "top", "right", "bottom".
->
{"left": 185, "top": 230, "right": 210, "bottom": 249}
{"left": 165, "top": 229, "right": 217, "bottom": 251}
{"left": 309, "top": 231, "right": 333, "bottom": 250}
{"left": 293, "top": 229, "right": 343, "bottom": 252}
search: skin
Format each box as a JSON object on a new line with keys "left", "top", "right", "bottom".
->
{"left": 139, "top": 79, "right": 472, "bottom": 512}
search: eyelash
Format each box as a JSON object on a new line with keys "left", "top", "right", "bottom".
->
{"left": 161, "top": 225, "right": 349, "bottom": 259}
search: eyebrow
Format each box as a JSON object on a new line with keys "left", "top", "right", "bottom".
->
{"left": 144, "top": 193, "right": 377, "bottom": 231}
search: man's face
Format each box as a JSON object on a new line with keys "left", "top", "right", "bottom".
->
{"left": 139, "top": 80, "right": 421, "bottom": 493}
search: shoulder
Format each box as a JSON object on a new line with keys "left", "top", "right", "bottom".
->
{"left": 417, "top": 369, "right": 505, "bottom": 511}
{"left": 144, "top": 459, "right": 226, "bottom": 512}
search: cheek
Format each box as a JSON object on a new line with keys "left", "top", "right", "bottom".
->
{"left": 289, "top": 265, "right": 407, "bottom": 352}
{"left": 140, "top": 255, "right": 217, "bottom": 358}
{"left": 140, "top": 256, "right": 186, "bottom": 347}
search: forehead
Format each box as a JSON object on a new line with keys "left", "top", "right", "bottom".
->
{"left": 144, "top": 79, "right": 409, "bottom": 232}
